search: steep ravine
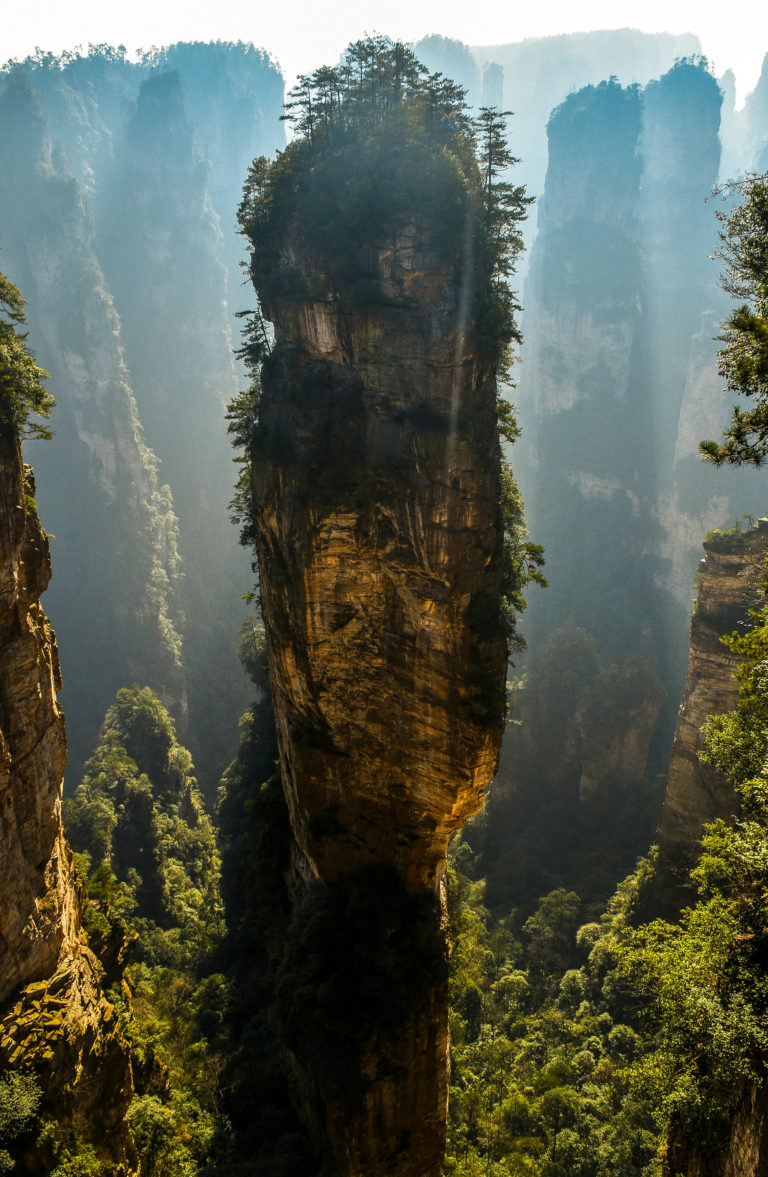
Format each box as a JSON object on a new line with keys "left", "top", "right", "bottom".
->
{"left": 248, "top": 218, "right": 508, "bottom": 1171}
{"left": 0, "top": 425, "right": 136, "bottom": 1173}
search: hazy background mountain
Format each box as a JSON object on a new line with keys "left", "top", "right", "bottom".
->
{"left": 0, "top": 43, "right": 284, "bottom": 789}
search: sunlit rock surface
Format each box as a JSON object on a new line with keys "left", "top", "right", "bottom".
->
{"left": 249, "top": 216, "right": 507, "bottom": 1174}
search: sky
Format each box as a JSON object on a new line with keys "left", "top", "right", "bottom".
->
{"left": 3, "top": 0, "right": 768, "bottom": 106}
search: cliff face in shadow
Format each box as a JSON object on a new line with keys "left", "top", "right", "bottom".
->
{"left": 515, "top": 62, "right": 758, "bottom": 739}
{"left": 0, "top": 424, "right": 136, "bottom": 1173}
{"left": 0, "top": 73, "right": 186, "bottom": 782}
{"left": 665, "top": 1084, "right": 768, "bottom": 1177}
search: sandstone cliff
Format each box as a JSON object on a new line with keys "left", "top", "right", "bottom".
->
{"left": 646, "top": 519, "right": 768, "bottom": 918}
{"left": 248, "top": 216, "right": 507, "bottom": 1175}
{"left": 0, "top": 426, "right": 136, "bottom": 1172}
{"left": 253, "top": 224, "right": 506, "bottom": 893}
{"left": 241, "top": 80, "right": 512, "bottom": 1165}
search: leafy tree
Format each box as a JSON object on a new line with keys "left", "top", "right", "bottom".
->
{"left": 613, "top": 584, "right": 768, "bottom": 1160}
{"left": 63, "top": 688, "right": 227, "bottom": 1175}
{"left": 0, "top": 266, "right": 54, "bottom": 439}
{"left": 443, "top": 850, "right": 661, "bottom": 1177}
{"left": 0, "top": 1073, "right": 42, "bottom": 1173}
{"left": 700, "top": 172, "right": 768, "bottom": 465}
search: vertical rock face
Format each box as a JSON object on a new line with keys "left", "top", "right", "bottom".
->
{"left": 0, "top": 429, "right": 136, "bottom": 1173}
{"left": 0, "top": 439, "right": 73, "bottom": 1000}
{"left": 254, "top": 224, "right": 507, "bottom": 895}
{"left": 250, "top": 218, "right": 507, "bottom": 1172}
{"left": 646, "top": 520, "right": 768, "bottom": 917}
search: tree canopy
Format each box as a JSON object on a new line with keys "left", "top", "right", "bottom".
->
{"left": 700, "top": 172, "right": 768, "bottom": 465}
{"left": 236, "top": 36, "right": 530, "bottom": 365}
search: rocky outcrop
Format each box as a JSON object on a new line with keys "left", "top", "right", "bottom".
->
{"left": 253, "top": 221, "right": 507, "bottom": 896}
{"left": 0, "top": 428, "right": 136, "bottom": 1172}
{"left": 665, "top": 1084, "right": 768, "bottom": 1177}
{"left": 249, "top": 215, "right": 507, "bottom": 1173}
{"left": 646, "top": 519, "right": 768, "bottom": 917}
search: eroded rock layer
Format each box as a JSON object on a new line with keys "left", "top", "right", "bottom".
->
{"left": 647, "top": 519, "right": 768, "bottom": 916}
{"left": 253, "top": 222, "right": 506, "bottom": 895}
{"left": 0, "top": 428, "right": 136, "bottom": 1173}
{"left": 250, "top": 220, "right": 507, "bottom": 1175}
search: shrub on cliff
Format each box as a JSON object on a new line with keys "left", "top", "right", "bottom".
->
{"left": 700, "top": 171, "right": 768, "bottom": 465}
{"left": 0, "top": 266, "right": 53, "bottom": 439}
{"left": 236, "top": 36, "right": 530, "bottom": 366}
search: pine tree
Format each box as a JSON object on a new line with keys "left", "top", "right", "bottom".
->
{"left": 700, "top": 172, "right": 768, "bottom": 465}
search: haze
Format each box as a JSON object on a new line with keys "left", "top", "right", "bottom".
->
{"left": 4, "top": 0, "right": 768, "bottom": 104}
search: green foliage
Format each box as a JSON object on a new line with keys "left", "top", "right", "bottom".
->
{"left": 50, "top": 1145, "right": 108, "bottom": 1176}
{"left": 612, "top": 589, "right": 768, "bottom": 1159}
{"left": 0, "top": 266, "right": 54, "bottom": 440}
{"left": 0, "top": 1073, "right": 42, "bottom": 1173}
{"left": 128, "top": 1093, "right": 206, "bottom": 1177}
{"left": 444, "top": 850, "right": 661, "bottom": 1177}
{"left": 700, "top": 172, "right": 768, "bottom": 465}
{"left": 64, "top": 686, "right": 221, "bottom": 957}
{"left": 225, "top": 381, "right": 262, "bottom": 550}
{"left": 472, "top": 623, "right": 663, "bottom": 915}
{"left": 63, "top": 687, "right": 227, "bottom": 1175}
{"left": 499, "top": 451, "right": 547, "bottom": 648}
{"left": 238, "top": 37, "right": 527, "bottom": 350}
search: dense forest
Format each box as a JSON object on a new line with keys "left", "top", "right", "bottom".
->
{"left": 2, "top": 27, "right": 768, "bottom": 1177}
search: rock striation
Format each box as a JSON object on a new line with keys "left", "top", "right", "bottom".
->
{"left": 646, "top": 519, "right": 768, "bottom": 918}
{"left": 249, "top": 214, "right": 508, "bottom": 1172}
{"left": 0, "top": 425, "right": 136, "bottom": 1172}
